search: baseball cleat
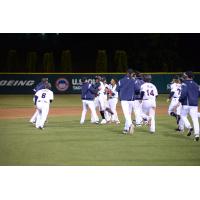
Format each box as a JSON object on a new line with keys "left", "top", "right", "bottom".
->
{"left": 29, "top": 120, "right": 36, "bottom": 125}
{"left": 128, "top": 124, "right": 134, "bottom": 135}
{"left": 100, "top": 119, "right": 107, "bottom": 124}
{"left": 39, "top": 126, "right": 44, "bottom": 130}
{"left": 194, "top": 137, "right": 199, "bottom": 142}
{"left": 187, "top": 128, "right": 193, "bottom": 136}
{"left": 95, "top": 121, "right": 99, "bottom": 124}
{"left": 115, "top": 120, "right": 120, "bottom": 125}
{"left": 150, "top": 131, "right": 155, "bottom": 134}
{"left": 123, "top": 130, "right": 128, "bottom": 134}
{"left": 80, "top": 122, "right": 84, "bottom": 124}
{"left": 136, "top": 124, "right": 142, "bottom": 127}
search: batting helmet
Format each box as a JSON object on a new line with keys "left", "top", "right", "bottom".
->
{"left": 143, "top": 74, "right": 152, "bottom": 82}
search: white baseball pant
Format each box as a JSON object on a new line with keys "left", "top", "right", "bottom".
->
{"left": 121, "top": 101, "right": 134, "bottom": 131}
{"left": 141, "top": 100, "right": 156, "bottom": 132}
{"left": 168, "top": 98, "right": 181, "bottom": 115}
{"left": 81, "top": 100, "right": 99, "bottom": 124}
{"left": 36, "top": 101, "right": 50, "bottom": 128}
{"left": 134, "top": 100, "right": 143, "bottom": 125}
{"left": 181, "top": 106, "right": 199, "bottom": 137}
{"left": 108, "top": 97, "right": 119, "bottom": 122}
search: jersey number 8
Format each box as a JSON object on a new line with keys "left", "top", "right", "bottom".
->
{"left": 42, "top": 93, "right": 46, "bottom": 98}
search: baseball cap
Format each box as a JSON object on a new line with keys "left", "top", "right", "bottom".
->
{"left": 185, "top": 71, "right": 194, "bottom": 78}
{"left": 127, "top": 68, "right": 134, "bottom": 74}
{"left": 81, "top": 77, "right": 87, "bottom": 82}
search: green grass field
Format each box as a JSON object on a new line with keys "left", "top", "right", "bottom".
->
{"left": 0, "top": 94, "right": 200, "bottom": 166}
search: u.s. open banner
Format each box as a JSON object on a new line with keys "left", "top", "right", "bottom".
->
{"left": 0, "top": 73, "right": 199, "bottom": 94}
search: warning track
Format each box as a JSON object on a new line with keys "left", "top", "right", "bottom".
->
{"left": 0, "top": 106, "right": 167, "bottom": 120}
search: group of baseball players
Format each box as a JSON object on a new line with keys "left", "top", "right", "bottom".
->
{"left": 80, "top": 69, "right": 158, "bottom": 135}
{"left": 80, "top": 69, "right": 200, "bottom": 141}
{"left": 167, "top": 71, "right": 200, "bottom": 141}
{"left": 29, "top": 70, "right": 200, "bottom": 142}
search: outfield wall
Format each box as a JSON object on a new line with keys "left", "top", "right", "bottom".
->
{"left": 0, "top": 73, "right": 199, "bottom": 94}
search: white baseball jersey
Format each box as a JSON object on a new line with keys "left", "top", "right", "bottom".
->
{"left": 141, "top": 83, "right": 158, "bottom": 101}
{"left": 98, "top": 81, "right": 106, "bottom": 95}
{"left": 35, "top": 89, "right": 54, "bottom": 104}
{"left": 170, "top": 83, "right": 181, "bottom": 98}
{"left": 108, "top": 84, "right": 118, "bottom": 98}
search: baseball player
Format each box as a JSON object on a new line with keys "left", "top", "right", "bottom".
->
{"left": 34, "top": 83, "right": 54, "bottom": 129}
{"left": 167, "top": 75, "right": 182, "bottom": 125}
{"left": 107, "top": 78, "right": 120, "bottom": 124}
{"left": 133, "top": 71, "right": 144, "bottom": 126}
{"left": 80, "top": 77, "right": 99, "bottom": 124}
{"left": 140, "top": 74, "right": 158, "bottom": 133}
{"left": 93, "top": 76, "right": 113, "bottom": 124}
{"left": 30, "top": 78, "right": 49, "bottom": 124}
{"left": 116, "top": 68, "right": 136, "bottom": 134}
{"left": 178, "top": 71, "right": 200, "bottom": 141}
{"left": 101, "top": 76, "right": 114, "bottom": 122}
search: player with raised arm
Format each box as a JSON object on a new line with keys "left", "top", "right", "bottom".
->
{"left": 34, "top": 83, "right": 54, "bottom": 130}
{"left": 116, "top": 68, "right": 135, "bottom": 134}
{"left": 140, "top": 74, "right": 158, "bottom": 133}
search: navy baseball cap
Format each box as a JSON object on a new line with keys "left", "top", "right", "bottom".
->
{"left": 185, "top": 71, "right": 194, "bottom": 78}
{"left": 81, "top": 77, "right": 87, "bottom": 82}
{"left": 127, "top": 68, "right": 134, "bottom": 74}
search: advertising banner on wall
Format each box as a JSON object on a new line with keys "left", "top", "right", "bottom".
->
{"left": 0, "top": 73, "right": 199, "bottom": 94}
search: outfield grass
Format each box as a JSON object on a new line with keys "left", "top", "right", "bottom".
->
{"left": 0, "top": 94, "right": 200, "bottom": 166}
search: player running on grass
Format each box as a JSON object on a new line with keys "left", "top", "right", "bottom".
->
{"left": 107, "top": 78, "right": 120, "bottom": 124}
{"left": 116, "top": 68, "right": 136, "bottom": 134}
{"left": 30, "top": 78, "right": 49, "bottom": 124}
{"left": 167, "top": 75, "right": 182, "bottom": 126}
{"left": 34, "top": 83, "right": 54, "bottom": 130}
{"left": 140, "top": 74, "right": 158, "bottom": 134}
{"left": 177, "top": 71, "right": 200, "bottom": 141}
{"left": 80, "top": 77, "right": 99, "bottom": 124}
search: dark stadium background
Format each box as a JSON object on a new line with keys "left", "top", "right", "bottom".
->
{"left": 0, "top": 33, "right": 199, "bottom": 72}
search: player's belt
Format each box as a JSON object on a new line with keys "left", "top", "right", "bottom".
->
{"left": 173, "top": 97, "right": 178, "bottom": 98}
{"left": 37, "top": 100, "right": 48, "bottom": 103}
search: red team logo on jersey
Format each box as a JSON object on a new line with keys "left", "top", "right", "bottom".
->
{"left": 55, "top": 78, "right": 69, "bottom": 91}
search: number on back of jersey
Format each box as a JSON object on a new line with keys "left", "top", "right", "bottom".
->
{"left": 41, "top": 93, "right": 46, "bottom": 98}
{"left": 147, "top": 89, "right": 154, "bottom": 96}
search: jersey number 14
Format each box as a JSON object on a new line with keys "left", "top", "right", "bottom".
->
{"left": 147, "top": 89, "right": 154, "bottom": 96}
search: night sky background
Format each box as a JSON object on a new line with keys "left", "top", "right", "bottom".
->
{"left": 0, "top": 33, "right": 200, "bottom": 72}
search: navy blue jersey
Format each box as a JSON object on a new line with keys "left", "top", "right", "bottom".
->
{"left": 33, "top": 82, "right": 46, "bottom": 93}
{"left": 81, "top": 82, "right": 98, "bottom": 100}
{"left": 179, "top": 80, "right": 200, "bottom": 106}
{"left": 116, "top": 75, "right": 136, "bottom": 101}
{"left": 134, "top": 78, "right": 144, "bottom": 99}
